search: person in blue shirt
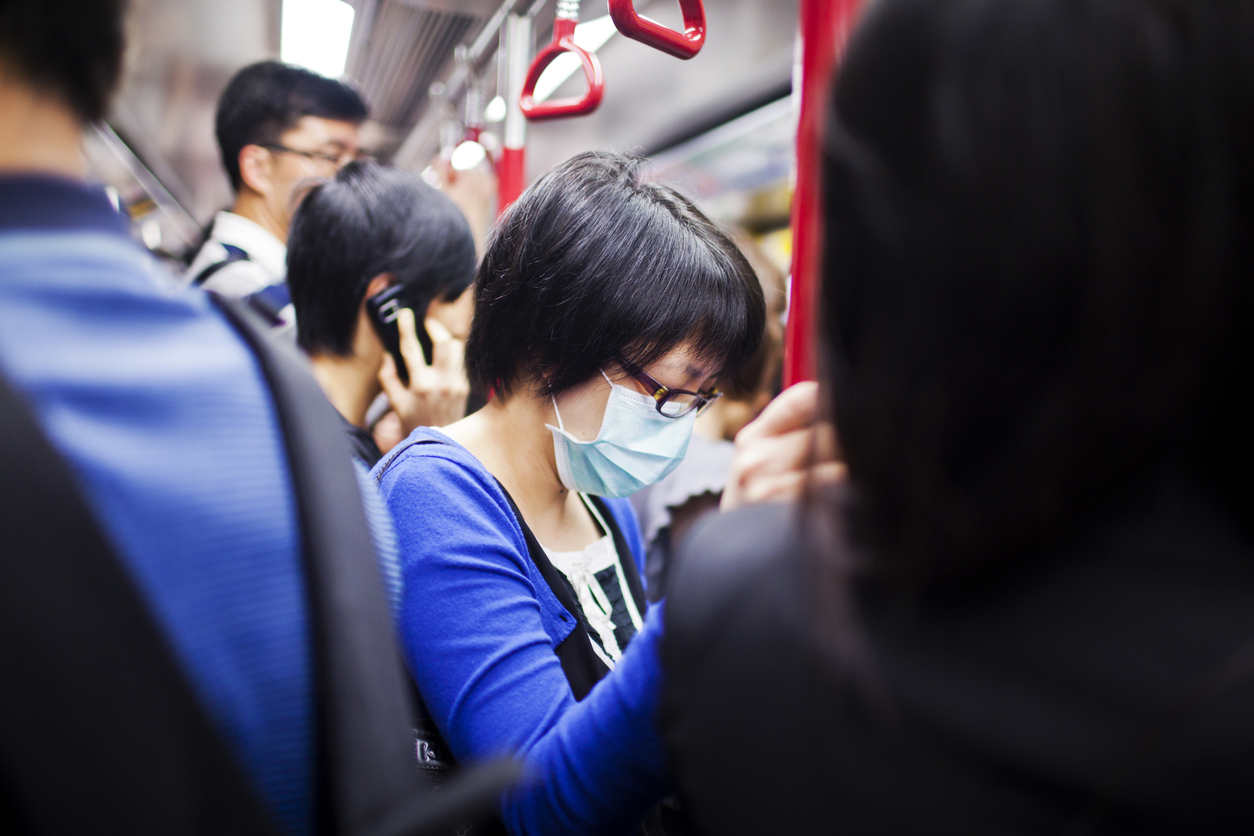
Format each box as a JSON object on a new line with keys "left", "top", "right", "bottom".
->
{"left": 0, "top": 3, "right": 413, "bottom": 833}
{"left": 373, "top": 151, "right": 766, "bottom": 835}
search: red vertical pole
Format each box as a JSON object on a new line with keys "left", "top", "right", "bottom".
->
{"left": 497, "top": 13, "right": 532, "bottom": 216}
{"left": 497, "top": 146, "right": 526, "bottom": 214}
{"left": 783, "top": 0, "right": 862, "bottom": 386}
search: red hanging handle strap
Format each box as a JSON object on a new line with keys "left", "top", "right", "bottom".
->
{"left": 519, "top": 18, "right": 605, "bottom": 121}
{"left": 608, "top": 0, "right": 706, "bottom": 60}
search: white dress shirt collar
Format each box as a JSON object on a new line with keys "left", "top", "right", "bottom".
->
{"left": 210, "top": 211, "right": 287, "bottom": 279}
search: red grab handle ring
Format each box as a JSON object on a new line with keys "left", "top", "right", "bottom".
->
{"left": 608, "top": 0, "right": 706, "bottom": 60}
{"left": 519, "top": 18, "right": 605, "bottom": 121}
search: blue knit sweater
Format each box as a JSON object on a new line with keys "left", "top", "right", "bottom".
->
{"left": 374, "top": 428, "right": 670, "bottom": 836}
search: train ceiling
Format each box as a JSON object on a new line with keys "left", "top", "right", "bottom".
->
{"left": 109, "top": 0, "right": 797, "bottom": 230}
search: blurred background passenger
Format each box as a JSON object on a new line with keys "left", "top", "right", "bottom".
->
{"left": 374, "top": 152, "right": 765, "bottom": 836}
{"left": 184, "top": 60, "right": 368, "bottom": 337}
{"left": 630, "top": 228, "right": 787, "bottom": 601}
{"left": 663, "top": 0, "right": 1254, "bottom": 832}
{"left": 287, "top": 160, "right": 476, "bottom": 467}
{"left": 0, "top": 2, "right": 425, "bottom": 833}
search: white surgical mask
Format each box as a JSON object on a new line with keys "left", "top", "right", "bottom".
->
{"left": 546, "top": 372, "right": 696, "bottom": 497}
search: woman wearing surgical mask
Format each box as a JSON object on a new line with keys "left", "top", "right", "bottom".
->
{"left": 373, "top": 151, "right": 765, "bottom": 836}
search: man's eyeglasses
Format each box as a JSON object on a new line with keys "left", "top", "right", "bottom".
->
{"left": 616, "top": 356, "right": 721, "bottom": 418}
{"left": 260, "top": 143, "right": 362, "bottom": 168}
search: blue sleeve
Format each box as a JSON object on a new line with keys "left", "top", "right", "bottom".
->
{"left": 376, "top": 444, "right": 670, "bottom": 836}
{"left": 508, "top": 606, "right": 668, "bottom": 836}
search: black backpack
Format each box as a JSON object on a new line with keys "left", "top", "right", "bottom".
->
{"left": 0, "top": 297, "right": 515, "bottom": 835}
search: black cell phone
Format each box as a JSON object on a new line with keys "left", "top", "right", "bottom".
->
{"left": 365, "top": 285, "right": 434, "bottom": 387}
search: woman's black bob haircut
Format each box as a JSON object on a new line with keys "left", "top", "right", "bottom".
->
{"left": 287, "top": 159, "right": 476, "bottom": 357}
{"left": 468, "top": 151, "right": 766, "bottom": 399}
{"left": 820, "top": 0, "right": 1254, "bottom": 579}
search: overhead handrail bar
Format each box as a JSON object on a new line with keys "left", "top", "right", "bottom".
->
{"left": 519, "top": 0, "right": 605, "bottom": 121}
{"left": 607, "top": 0, "right": 706, "bottom": 60}
{"left": 394, "top": 0, "right": 527, "bottom": 167}
{"left": 470, "top": 0, "right": 528, "bottom": 66}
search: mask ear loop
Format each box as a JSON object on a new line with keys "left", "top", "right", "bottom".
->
{"left": 552, "top": 370, "right": 616, "bottom": 433}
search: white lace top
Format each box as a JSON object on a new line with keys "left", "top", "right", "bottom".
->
{"left": 541, "top": 494, "right": 645, "bottom": 668}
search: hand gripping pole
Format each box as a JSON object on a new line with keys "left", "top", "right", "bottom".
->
{"left": 519, "top": 0, "right": 605, "bottom": 121}
{"left": 608, "top": 0, "right": 706, "bottom": 60}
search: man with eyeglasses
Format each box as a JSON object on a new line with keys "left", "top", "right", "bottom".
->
{"left": 185, "top": 61, "right": 368, "bottom": 337}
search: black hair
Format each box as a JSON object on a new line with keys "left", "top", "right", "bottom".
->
{"left": 468, "top": 151, "right": 766, "bottom": 400}
{"left": 215, "top": 60, "right": 369, "bottom": 191}
{"left": 287, "top": 160, "right": 476, "bottom": 356}
{"left": 0, "top": 0, "right": 125, "bottom": 124}
{"left": 720, "top": 228, "right": 786, "bottom": 402}
{"left": 820, "top": 0, "right": 1254, "bottom": 580}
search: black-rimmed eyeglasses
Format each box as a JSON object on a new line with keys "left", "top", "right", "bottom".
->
{"left": 616, "top": 356, "right": 721, "bottom": 418}
{"left": 260, "top": 143, "right": 363, "bottom": 168}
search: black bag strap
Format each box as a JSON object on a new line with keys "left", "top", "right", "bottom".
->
{"left": 191, "top": 242, "right": 250, "bottom": 286}
{"left": 0, "top": 368, "right": 276, "bottom": 834}
{"left": 245, "top": 281, "right": 293, "bottom": 326}
{"left": 494, "top": 483, "right": 614, "bottom": 698}
{"left": 211, "top": 296, "right": 421, "bottom": 834}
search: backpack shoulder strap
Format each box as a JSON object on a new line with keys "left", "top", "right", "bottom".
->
{"left": 192, "top": 243, "right": 250, "bottom": 286}
{"left": 0, "top": 368, "right": 274, "bottom": 834}
{"left": 210, "top": 295, "right": 420, "bottom": 834}
{"left": 245, "top": 281, "right": 292, "bottom": 326}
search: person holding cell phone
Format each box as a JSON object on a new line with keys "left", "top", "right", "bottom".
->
{"left": 285, "top": 160, "right": 476, "bottom": 466}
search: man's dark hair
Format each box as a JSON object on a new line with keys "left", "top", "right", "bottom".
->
{"left": 820, "top": 0, "right": 1254, "bottom": 579}
{"left": 0, "top": 0, "right": 125, "bottom": 123}
{"left": 215, "top": 61, "right": 368, "bottom": 191}
{"left": 468, "top": 151, "right": 766, "bottom": 400}
{"left": 287, "top": 160, "right": 476, "bottom": 356}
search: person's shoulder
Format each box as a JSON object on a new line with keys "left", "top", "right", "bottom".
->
{"left": 196, "top": 259, "right": 275, "bottom": 297}
{"left": 667, "top": 502, "right": 803, "bottom": 630}
{"left": 373, "top": 430, "right": 535, "bottom": 576}
{"left": 0, "top": 224, "right": 237, "bottom": 340}
{"left": 0, "top": 221, "right": 158, "bottom": 289}
{"left": 373, "top": 428, "right": 509, "bottom": 513}
{"left": 184, "top": 238, "right": 227, "bottom": 278}
{"left": 375, "top": 427, "right": 486, "bottom": 477}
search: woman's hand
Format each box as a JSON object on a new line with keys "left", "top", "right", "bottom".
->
{"left": 721, "top": 382, "right": 846, "bottom": 511}
{"left": 378, "top": 307, "right": 470, "bottom": 432}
